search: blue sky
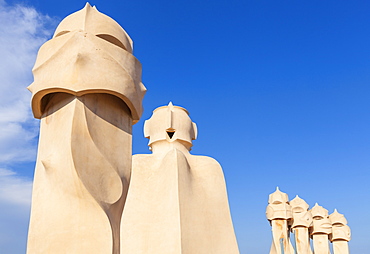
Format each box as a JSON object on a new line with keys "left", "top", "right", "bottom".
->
{"left": 0, "top": 0, "right": 369, "bottom": 253}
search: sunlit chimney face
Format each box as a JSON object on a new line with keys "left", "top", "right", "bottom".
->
{"left": 28, "top": 3, "right": 146, "bottom": 121}
{"left": 144, "top": 102, "right": 197, "bottom": 149}
{"left": 53, "top": 3, "right": 132, "bottom": 52}
{"left": 268, "top": 187, "right": 289, "bottom": 205}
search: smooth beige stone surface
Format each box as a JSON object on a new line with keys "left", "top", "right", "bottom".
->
{"left": 292, "top": 227, "right": 312, "bottom": 254}
{"left": 267, "top": 192, "right": 351, "bottom": 254}
{"left": 330, "top": 210, "right": 350, "bottom": 254}
{"left": 120, "top": 103, "right": 239, "bottom": 254}
{"left": 27, "top": 94, "right": 132, "bottom": 254}
{"left": 312, "top": 234, "right": 330, "bottom": 254}
{"left": 27, "top": 4, "right": 144, "bottom": 254}
{"left": 266, "top": 187, "right": 292, "bottom": 220}
{"left": 310, "top": 203, "right": 332, "bottom": 235}
{"left": 28, "top": 3, "right": 146, "bottom": 123}
{"left": 268, "top": 220, "right": 295, "bottom": 254}
{"left": 143, "top": 102, "right": 197, "bottom": 148}
{"left": 329, "top": 209, "right": 351, "bottom": 242}
{"left": 290, "top": 196, "right": 313, "bottom": 254}
{"left": 310, "top": 204, "right": 331, "bottom": 254}
{"left": 332, "top": 240, "right": 349, "bottom": 254}
{"left": 266, "top": 188, "right": 294, "bottom": 254}
{"left": 53, "top": 3, "right": 133, "bottom": 53}
{"left": 290, "top": 196, "right": 312, "bottom": 228}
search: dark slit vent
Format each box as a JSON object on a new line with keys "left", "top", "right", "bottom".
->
{"left": 167, "top": 131, "right": 175, "bottom": 139}
{"left": 55, "top": 30, "right": 70, "bottom": 37}
{"left": 96, "top": 34, "right": 127, "bottom": 50}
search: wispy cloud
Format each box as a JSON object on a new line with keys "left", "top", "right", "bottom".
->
{"left": 0, "top": 168, "right": 33, "bottom": 253}
{"left": 0, "top": 1, "right": 58, "bottom": 252}
{"left": 0, "top": 0, "right": 57, "bottom": 164}
{"left": 0, "top": 168, "right": 32, "bottom": 206}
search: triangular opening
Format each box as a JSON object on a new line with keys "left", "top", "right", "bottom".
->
{"left": 167, "top": 131, "right": 175, "bottom": 139}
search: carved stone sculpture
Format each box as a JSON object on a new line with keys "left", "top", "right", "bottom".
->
{"left": 267, "top": 190, "right": 352, "bottom": 254}
{"left": 27, "top": 4, "right": 146, "bottom": 254}
{"left": 310, "top": 203, "right": 332, "bottom": 254}
{"left": 290, "top": 195, "right": 313, "bottom": 254}
{"left": 120, "top": 103, "right": 239, "bottom": 254}
{"left": 266, "top": 187, "right": 295, "bottom": 254}
{"left": 329, "top": 209, "right": 351, "bottom": 254}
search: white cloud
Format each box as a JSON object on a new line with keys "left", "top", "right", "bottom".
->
{"left": 0, "top": 0, "right": 57, "bottom": 164}
{"left": 0, "top": 168, "right": 32, "bottom": 206}
{"left": 0, "top": 2, "right": 58, "bottom": 252}
{"left": 0, "top": 167, "right": 33, "bottom": 253}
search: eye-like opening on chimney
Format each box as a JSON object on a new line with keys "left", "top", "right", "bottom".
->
{"left": 166, "top": 128, "right": 175, "bottom": 139}
{"left": 96, "top": 34, "right": 127, "bottom": 50}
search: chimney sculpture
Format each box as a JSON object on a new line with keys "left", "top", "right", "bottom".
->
{"left": 267, "top": 191, "right": 352, "bottom": 254}
{"left": 290, "top": 196, "right": 313, "bottom": 254}
{"left": 27, "top": 4, "right": 146, "bottom": 254}
{"left": 266, "top": 187, "right": 295, "bottom": 254}
{"left": 329, "top": 209, "right": 351, "bottom": 254}
{"left": 120, "top": 103, "right": 239, "bottom": 254}
{"left": 310, "top": 203, "right": 332, "bottom": 254}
